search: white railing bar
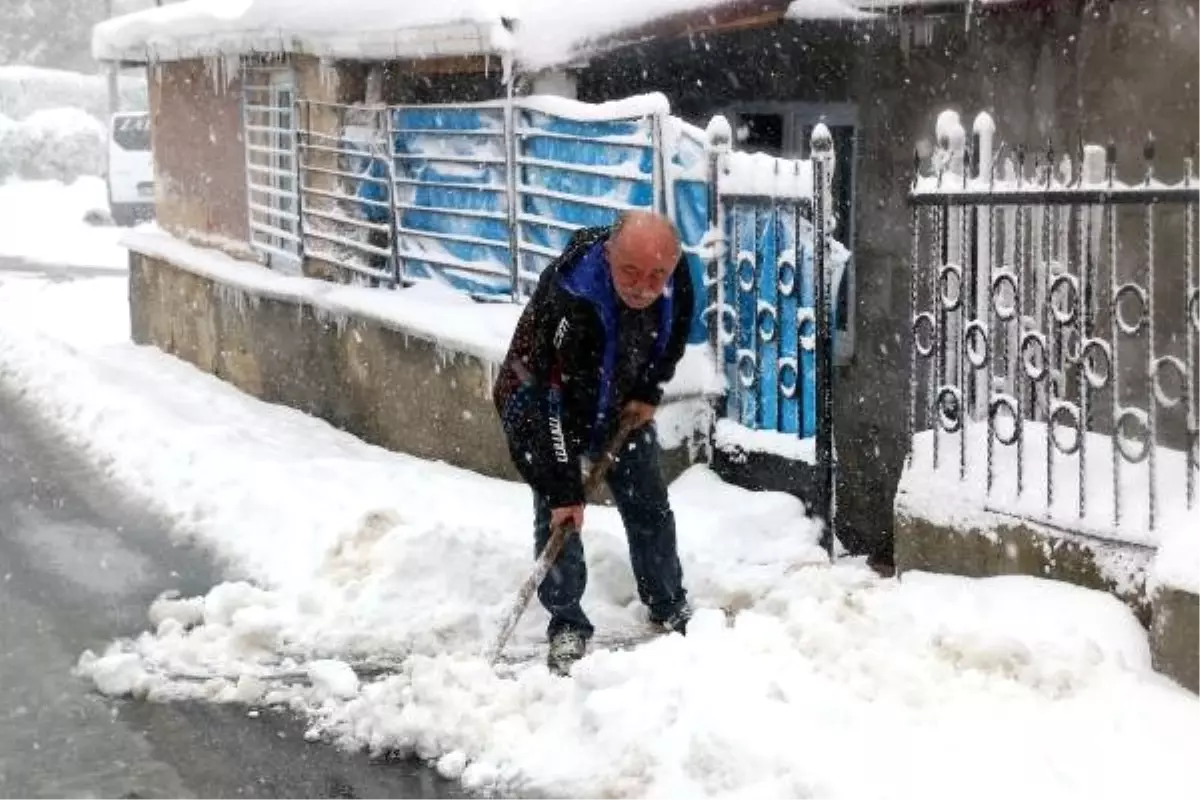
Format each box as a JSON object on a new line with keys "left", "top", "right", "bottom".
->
{"left": 394, "top": 201, "right": 507, "bottom": 222}
{"left": 518, "top": 213, "right": 582, "bottom": 232}
{"left": 300, "top": 183, "right": 390, "bottom": 210}
{"left": 397, "top": 225, "right": 509, "bottom": 251}
{"left": 249, "top": 237, "right": 300, "bottom": 263}
{"left": 248, "top": 200, "right": 299, "bottom": 222}
{"left": 303, "top": 226, "right": 391, "bottom": 258}
{"left": 247, "top": 183, "right": 296, "bottom": 201}
{"left": 392, "top": 151, "right": 506, "bottom": 166}
{"left": 392, "top": 175, "right": 506, "bottom": 192}
{"left": 306, "top": 251, "right": 394, "bottom": 282}
{"left": 518, "top": 183, "right": 642, "bottom": 213}
{"left": 517, "top": 155, "right": 650, "bottom": 181}
{"left": 301, "top": 162, "right": 389, "bottom": 184}
{"left": 516, "top": 127, "right": 650, "bottom": 147}
{"left": 395, "top": 247, "right": 511, "bottom": 279}
{"left": 303, "top": 205, "right": 391, "bottom": 234}
{"left": 246, "top": 163, "right": 294, "bottom": 180}
{"left": 250, "top": 221, "right": 301, "bottom": 243}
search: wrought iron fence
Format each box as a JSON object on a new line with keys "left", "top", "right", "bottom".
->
{"left": 908, "top": 111, "right": 1199, "bottom": 542}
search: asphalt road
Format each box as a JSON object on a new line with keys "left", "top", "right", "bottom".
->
{"left": 0, "top": 264, "right": 462, "bottom": 798}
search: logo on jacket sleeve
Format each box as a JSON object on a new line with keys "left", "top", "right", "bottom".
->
{"left": 553, "top": 317, "right": 570, "bottom": 349}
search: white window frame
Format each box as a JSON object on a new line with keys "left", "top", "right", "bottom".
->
{"left": 242, "top": 64, "right": 301, "bottom": 273}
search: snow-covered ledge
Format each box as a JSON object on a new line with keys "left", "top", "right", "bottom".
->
{"left": 896, "top": 425, "right": 1199, "bottom": 693}
{"left": 122, "top": 229, "right": 722, "bottom": 486}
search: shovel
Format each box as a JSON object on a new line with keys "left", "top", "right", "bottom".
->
{"left": 483, "top": 419, "right": 638, "bottom": 665}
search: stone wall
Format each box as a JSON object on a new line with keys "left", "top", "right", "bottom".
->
{"left": 128, "top": 250, "right": 707, "bottom": 500}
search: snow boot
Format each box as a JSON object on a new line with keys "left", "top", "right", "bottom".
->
{"left": 652, "top": 603, "right": 692, "bottom": 636}
{"left": 547, "top": 629, "right": 587, "bottom": 676}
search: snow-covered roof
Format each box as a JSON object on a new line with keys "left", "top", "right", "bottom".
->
{"left": 93, "top": 0, "right": 1025, "bottom": 69}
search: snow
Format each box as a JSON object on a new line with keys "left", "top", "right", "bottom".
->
{"left": 0, "top": 178, "right": 131, "bottom": 270}
{"left": 898, "top": 422, "right": 1200, "bottom": 597}
{"left": 0, "top": 65, "right": 147, "bottom": 121}
{"left": 899, "top": 422, "right": 1199, "bottom": 550}
{"left": 786, "top": 0, "right": 880, "bottom": 21}
{"left": 719, "top": 150, "right": 814, "bottom": 200}
{"left": 0, "top": 107, "right": 107, "bottom": 182}
{"left": 93, "top": 0, "right": 515, "bottom": 64}
{"left": 2, "top": 269, "right": 1197, "bottom": 797}
{"left": 714, "top": 418, "right": 816, "bottom": 463}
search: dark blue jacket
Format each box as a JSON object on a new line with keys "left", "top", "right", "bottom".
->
{"left": 493, "top": 226, "right": 693, "bottom": 508}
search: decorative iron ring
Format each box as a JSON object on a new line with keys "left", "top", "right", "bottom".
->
{"left": 1020, "top": 331, "right": 1048, "bottom": 381}
{"left": 988, "top": 394, "right": 1020, "bottom": 446}
{"left": 964, "top": 320, "right": 989, "bottom": 369}
{"left": 1115, "top": 407, "right": 1151, "bottom": 464}
{"left": 1114, "top": 282, "right": 1147, "bottom": 336}
{"left": 1049, "top": 273, "right": 1079, "bottom": 325}
{"left": 991, "top": 270, "right": 1019, "bottom": 322}
{"left": 1079, "top": 338, "right": 1112, "bottom": 389}
{"left": 939, "top": 263, "right": 964, "bottom": 312}
{"left": 912, "top": 311, "right": 940, "bottom": 359}
{"left": 1049, "top": 400, "right": 1082, "bottom": 456}
{"left": 935, "top": 386, "right": 963, "bottom": 434}
{"left": 798, "top": 308, "right": 817, "bottom": 351}
{"left": 1152, "top": 355, "right": 1187, "bottom": 409}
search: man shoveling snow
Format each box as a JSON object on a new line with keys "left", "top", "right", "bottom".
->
{"left": 493, "top": 210, "right": 695, "bottom": 675}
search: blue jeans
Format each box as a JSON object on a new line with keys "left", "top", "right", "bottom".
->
{"left": 534, "top": 424, "right": 688, "bottom": 640}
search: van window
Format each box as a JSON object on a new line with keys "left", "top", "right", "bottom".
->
{"left": 113, "top": 115, "right": 152, "bottom": 152}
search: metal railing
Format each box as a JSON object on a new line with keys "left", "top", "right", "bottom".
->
{"left": 293, "top": 98, "right": 663, "bottom": 298}
{"left": 242, "top": 66, "right": 301, "bottom": 271}
{"left": 908, "top": 111, "right": 1199, "bottom": 541}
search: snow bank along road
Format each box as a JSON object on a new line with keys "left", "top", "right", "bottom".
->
{"left": 0, "top": 265, "right": 1196, "bottom": 799}
{"left": 0, "top": 366, "right": 460, "bottom": 798}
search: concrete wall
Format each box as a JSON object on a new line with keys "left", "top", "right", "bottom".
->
{"left": 149, "top": 60, "right": 249, "bottom": 245}
{"left": 577, "top": 0, "right": 1200, "bottom": 562}
{"left": 128, "top": 251, "right": 706, "bottom": 501}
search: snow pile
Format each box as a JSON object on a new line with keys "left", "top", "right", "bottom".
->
{"left": 714, "top": 418, "right": 816, "bottom": 463}
{"left": 0, "top": 178, "right": 130, "bottom": 269}
{"left": 0, "top": 107, "right": 107, "bottom": 182}
{"left": 0, "top": 65, "right": 147, "bottom": 120}
{"left": 1150, "top": 503, "right": 1200, "bottom": 595}
{"left": 1, "top": 269, "right": 1197, "bottom": 797}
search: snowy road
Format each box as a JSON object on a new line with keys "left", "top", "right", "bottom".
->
{"left": 0, "top": 271, "right": 461, "bottom": 799}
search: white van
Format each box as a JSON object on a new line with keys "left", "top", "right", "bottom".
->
{"left": 106, "top": 111, "right": 155, "bottom": 226}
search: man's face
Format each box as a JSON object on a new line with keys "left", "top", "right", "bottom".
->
{"left": 606, "top": 230, "right": 678, "bottom": 310}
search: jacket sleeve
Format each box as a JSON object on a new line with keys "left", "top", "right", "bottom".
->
{"left": 519, "top": 288, "right": 595, "bottom": 509}
{"left": 628, "top": 253, "right": 696, "bottom": 406}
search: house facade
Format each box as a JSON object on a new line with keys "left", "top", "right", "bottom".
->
{"left": 94, "top": 0, "right": 1198, "bottom": 577}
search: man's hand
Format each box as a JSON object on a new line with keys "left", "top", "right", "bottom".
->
{"left": 620, "top": 400, "right": 657, "bottom": 431}
{"left": 551, "top": 504, "right": 585, "bottom": 533}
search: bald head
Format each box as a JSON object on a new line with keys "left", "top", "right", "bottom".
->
{"left": 605, "top": 211, "right": 682, "bottom": 309}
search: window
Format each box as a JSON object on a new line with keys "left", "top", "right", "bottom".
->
{"left": 725, "top": 103, "right": 859, "bottom": 364}
{"left": 111, "top": 113, "right": 152, "bottom": 152}
{"left": 242, "top": 65, "right": 301, "bottom": 272}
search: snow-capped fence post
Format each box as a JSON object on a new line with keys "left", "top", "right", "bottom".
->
{"left": 382, "top": 105, "right": 403, "bottom": 288}
{"left": 908, "top": 111, "right": 1200, "bottom": 542}
{"left": 704, "top": 115, "right": 732, "bottom": 367}
{"left": 812, "top": 123, "right": 838, "bottom": 558}
{"left": 651, "top": 112, "right": 667, "bottom": 216}
{"left": 503, "top": 86, "right": 522, "bottom": 302}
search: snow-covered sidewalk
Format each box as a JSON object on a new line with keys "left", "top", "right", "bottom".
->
{"left": 0, "top": 270, "right": 1196, "bottom": 798}
{"left": 0, "top": 177, "right": 130, "bottom": 270}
